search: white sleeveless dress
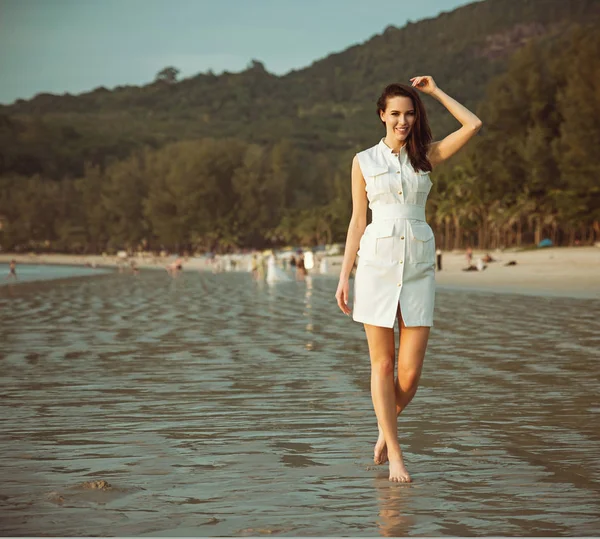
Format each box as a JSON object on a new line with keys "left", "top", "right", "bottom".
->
{"left": 353, "top": 139, "right": 436, "bottom": 328}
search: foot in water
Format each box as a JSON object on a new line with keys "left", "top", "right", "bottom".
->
{"left": 388, "top": 450, "right": 411, "bottom": 483}
{"left": 374, "top": 427, "right": 388, "bottom": 465}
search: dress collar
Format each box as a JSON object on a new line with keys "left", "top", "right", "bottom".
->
{"left": 379, "top": 138, "right": 408, "bottom": 162}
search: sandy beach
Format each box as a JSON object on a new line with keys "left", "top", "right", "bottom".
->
{"left": 2, "top": 246, "right": 599, "bottom": 298}
{"left": 432, "top": 247, "right": 600, "bottom": 298}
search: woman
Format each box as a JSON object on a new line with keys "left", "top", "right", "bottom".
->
{"left": 335, "top": 76, "right": 482, "bottom": 482}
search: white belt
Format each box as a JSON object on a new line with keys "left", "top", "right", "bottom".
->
{"left": 371, "top": 204, "right": 426, "bottom": 222}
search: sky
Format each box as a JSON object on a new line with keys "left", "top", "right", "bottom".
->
{"left": 0, "top": 0, "right": 480, "bottom": 105}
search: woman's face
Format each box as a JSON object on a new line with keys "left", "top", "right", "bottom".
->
{"left": 380, "top": 96, "right": 416, "bottom": 143}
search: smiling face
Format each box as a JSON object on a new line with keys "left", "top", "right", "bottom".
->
{"left": 379, "top": 96, "right": 416, "bottom": 145}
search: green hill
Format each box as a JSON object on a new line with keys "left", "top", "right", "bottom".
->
{"left": 2, "top": 0, "right": 598, "bottom": 179}
{"left": 1, "top": 0, "right": 599, "bottom": 253}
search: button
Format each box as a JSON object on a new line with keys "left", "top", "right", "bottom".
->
{"left": 397, "top": 190, "right": 402, "bottom": 195}
{"left": 400, "top": 236, "right": 405, "bottom": 240}
{"left": 397, "top": 283, "right": 402, "bottom": 287}
{"left": 400, "top": 260, "right": 403, "bottom": 264}
{"left": 396, "top": 171, "right": 401, "bottom": 174}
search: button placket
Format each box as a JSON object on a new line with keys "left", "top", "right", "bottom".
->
{"left": 398, "top": 220, "right": 407, "bottom": 293}
{"left": 396, "top": 156, "right": 404, "bottom": 200}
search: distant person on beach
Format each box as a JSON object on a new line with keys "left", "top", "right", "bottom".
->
{"left": 166, "top": 258, "right": 183, "bottom": 276}
{"left": 296, "top": 251, "right": 307, "bottom": 280}
{"left": 266, "top": 252, "right": 292, "bottom": 283}
{"left": 319, "top": 256, "right": 329, "bottom": 274}
{"left": 7, "top": 259, "right": 17, "bottom": 280}
{"left": 436, "top": 248, "right": 442, "bottom": 271}
{"left": 251, "top": 254, "right": 259, "bottom": 280}
{"left": 465, "top": 246, "right": 473, "bottom": 265}
{"left": 304, "top": 250, "right": 315, "bottom": 273}
{"left": 257, "top": 255, "right": 267, "bottom": 281}
{"left": 462, "top": 257, "right": 487, "bottom": 272}
{"left": 335, "top": 76, "right": 482, "bottom": 482}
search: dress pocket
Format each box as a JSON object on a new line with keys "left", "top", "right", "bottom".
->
{"left": 409, "top": 222, "right": 435, "bottom": 263}
{"left": 375, "top": 221, "right": 396, "bottom": 264}
{"left": 360, "top": 165, "right": 388, "bottom": 180}
{"left": 363, "top": 167, "right": 392, "bottom": 201}
{"left": 358, "top": 221, "right": 395, "bottom": 263}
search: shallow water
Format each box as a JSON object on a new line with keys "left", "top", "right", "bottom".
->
{"left": 0, "top": 263, "right": 110, "bottom": 285}
{"left": 1, "top": 270, "right": 600, "bottom": 536}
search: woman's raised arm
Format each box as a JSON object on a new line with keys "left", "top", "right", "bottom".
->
{"left": 411, "top": 75, "right": 482, "bottom": 168}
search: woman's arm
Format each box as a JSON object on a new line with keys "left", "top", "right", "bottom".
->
{"left": 411, "top": 76, "right": 483, "bottom": 168}
{"left": 335, "top": 156, "right": 368, "bottom": 315}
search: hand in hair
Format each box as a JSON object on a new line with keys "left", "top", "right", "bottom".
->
{"left": 410, "top": 76, "right": 438, "bottom": 95}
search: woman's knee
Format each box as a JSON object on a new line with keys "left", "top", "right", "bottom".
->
{"left": 370, "top": 354, "right": 395, "bottom": 377}
{"left": 398, "top": 368, "right": 421, "bottom": 393}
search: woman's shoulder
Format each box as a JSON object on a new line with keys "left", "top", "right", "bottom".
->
{"left": 356, "top": 142, "right": 381, "bottom": 165}
{"left": 357, "top": 141, "right": 380, "bottom": 157}
{"left": 355, "top": 142, "right": 385, "bottom": 174}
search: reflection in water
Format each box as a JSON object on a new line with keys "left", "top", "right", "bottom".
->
{"left": 1, "top": 270, "right": 600, "bottom": 536}
{"left": 304, "top": 275, "right": 314, "bottom": 351}
{"left": 375, "top": 480, "right": 416, "bottom": 537}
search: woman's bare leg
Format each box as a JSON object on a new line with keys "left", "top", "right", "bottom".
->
{"left": 395, "top": 323, "right": 429, "bottom": 416}
{"left": 367, "top": 325, "right": 395, "bottom": 467}
{"left": 364, "top": 323, "right": 410, "bottom": 482}
{"left": 375, "top": 310, "right": 431, "bottom": 481}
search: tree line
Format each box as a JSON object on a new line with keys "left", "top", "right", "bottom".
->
{"left": 0, "top": 25, "right": 598, "bottom": 254}
{"left": 431, "top": 25, "right": 599, "bottom": 249}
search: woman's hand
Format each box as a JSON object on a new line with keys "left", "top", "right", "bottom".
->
{"left": 410, "top": 75, "right": 438, "bottom": 95}
{"left": 335, "top": 279, "right": 351, "bottom": 316}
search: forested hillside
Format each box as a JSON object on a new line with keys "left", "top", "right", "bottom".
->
{"left": 1, "top": 0, "right": 598, "bottom": 253}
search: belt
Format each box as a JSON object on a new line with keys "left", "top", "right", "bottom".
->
{"left": 371, "top": 204, "right": 426, "bottom": 222}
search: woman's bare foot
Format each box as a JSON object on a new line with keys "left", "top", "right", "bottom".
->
{"left": 388, "top": 451, "right": 411, "bottom": 482}
{"left": 374, "top": 427, "right": 388, "bottom": 465}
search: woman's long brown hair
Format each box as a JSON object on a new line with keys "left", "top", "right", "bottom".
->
{"left": 376, "top": 83, "right": 432, "bottom": 172}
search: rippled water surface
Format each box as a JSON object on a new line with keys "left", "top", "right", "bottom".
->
{"left": 1, "top": 271, "right": 600, "bottom": 536}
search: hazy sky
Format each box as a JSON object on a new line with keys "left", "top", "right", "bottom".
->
{"left": 0, "top": 0, "right": 479, "bottom": 105}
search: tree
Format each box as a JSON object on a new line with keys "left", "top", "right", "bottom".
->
{"left": 155, "top": 66, "right": 180, "bottom": 84}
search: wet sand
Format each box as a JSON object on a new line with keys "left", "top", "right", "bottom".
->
{"left": 1, "top": 271, "right": 600, "bottom": 536}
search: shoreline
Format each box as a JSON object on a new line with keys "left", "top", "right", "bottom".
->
{"left": 2, "top": 246, "right": 599, "bottom": 299}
